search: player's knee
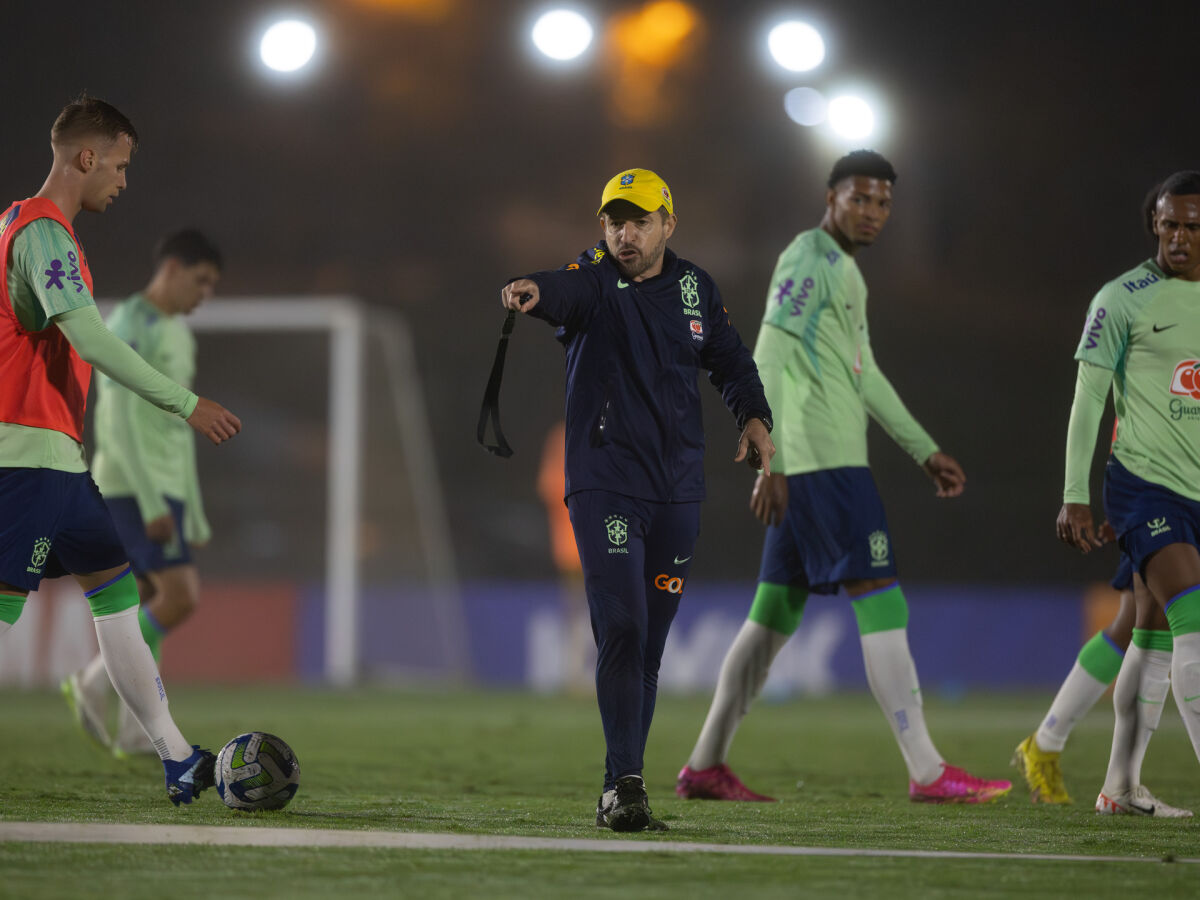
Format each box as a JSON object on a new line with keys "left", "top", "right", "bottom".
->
{"left": 0, "top": 592, "right": 28, "bottom": 627}
{"left": 851, "top": 582, "right": 908, "bottom": 635}
{"left": 748, "top": 582, "right": 806, "bottom": 636}
{"left": 85, "top": 568, "right": 139, "bottom": 618}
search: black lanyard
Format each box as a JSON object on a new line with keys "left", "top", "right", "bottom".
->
{"left": 476, "top": 309, "right": 516, "bottom": 458}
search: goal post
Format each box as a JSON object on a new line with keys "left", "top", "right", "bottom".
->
{"left": 103, "top": 295, "right": 465, "bottom": 686}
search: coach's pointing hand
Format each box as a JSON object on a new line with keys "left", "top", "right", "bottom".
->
{"left": 501, "top": 280, "right": 540, "bottom": 313}
{"left": 735, "top": 417, "right": 775, "bottom": 476}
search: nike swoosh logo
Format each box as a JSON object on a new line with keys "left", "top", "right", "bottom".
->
{"left": 1128, "top": 802, "right": 1155, "bottom": 815}
{"left": 1184, "top": 694, "right": 1200, "bottom": 702}
{"left": 1153, "top": 323, "right": 1178, "bottom": 333}
{"left": 673, "top": 556, "right": 691, "bottom": 565}
{"left": 617, "top": 279, "right": 629, "bottom": 289}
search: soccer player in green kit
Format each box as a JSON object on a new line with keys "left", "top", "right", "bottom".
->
{"left": 63, "top": 230, "right": 221, "bottom": 756}
{"left": 1057, "top": 170, "right": 1200, "bottom": 817}
{"left": 676, "top": 150, "right": 1012, "bottom": 803}
{"left": 0, "top": 96, "right": 240, "bottom": 805}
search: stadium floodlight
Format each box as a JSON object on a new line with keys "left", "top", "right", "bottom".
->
{"left": 260, "top": 19, "right": 318, "bottom": 73}
{"left": 531, "top": 9, "right": 594, "bottom": 61}
{"left": 767, "top": 21, "right": 825, "bottom": 72}
{"left": 827, "top": 94, "right": 875, "bottom": 140}
{"left": 784, "top": 86, "right": 827, "bottom": 126}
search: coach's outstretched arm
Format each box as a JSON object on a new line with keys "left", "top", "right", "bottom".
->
{"left": 53, "top": 304, "right": 241, "bottom": 445}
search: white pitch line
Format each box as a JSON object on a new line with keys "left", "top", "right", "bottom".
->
{"left": 0, "top": 822, "right": 1195, "bottom": 864}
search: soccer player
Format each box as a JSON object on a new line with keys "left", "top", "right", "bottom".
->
{"left": 500, "top": 168, "right": 774, "bottom": 832}
{"left": 62, "top": 229, "right": 222, "bottom": 756}
{"left": 676, "top": 150, "right": 1012, "bottom": 804}
{"left": 1056, "top": 169, "right": 1200, "bottom": 817}
{"left": 0, "top": 96, "right": 240, "bottom": 805}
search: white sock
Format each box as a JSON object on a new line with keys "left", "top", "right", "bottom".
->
{"left": 860, "top": 628, "right": 943, "bottom": 785}
{"left": 1129, "top": 648, "right": 1172, "bottom": 786}
{"left": 1101, "top": 646, "right": 1143, "bottom": 796}
{"left": 1170, "top": 632, "right": 1200, "bottom": 761}
{"left": 93, "top": 607, "right": 191, "bottom": 761}
{"left": 687, "top": 620, "right": 789, "bottom": 770}
{"left": 1035, "top": 662, "right": 1110, "bottom": 753}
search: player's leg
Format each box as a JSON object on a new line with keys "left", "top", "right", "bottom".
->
{"left": 1014, "top": 568, "right": 1133, "bottom": 804}
{"left": 1096, "top": 577, "right": 1190, "bottom": 816}
{"left": 1143, "top": 542, "right": 1200, "bottom": 763}
{"left": 678, "top": 475, "right": 806, "bottom": 801}
{"left": 55, "top": 473, "right": 214, "bottom": 805}
{"left": 113, "top": 562, "right": 201, "bottom": 755}
{"left": 0, "top": 583, "right": 28, "bottom": 637}
{"left": 568, "top": 490, "right": 653, "bottom": 832}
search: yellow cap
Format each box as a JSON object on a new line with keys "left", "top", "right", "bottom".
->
{"left": 597, "top": 168, "right": 674, "bottom": 216}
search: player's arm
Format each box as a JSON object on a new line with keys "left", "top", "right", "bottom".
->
{"left": 858, "top": 343, "right": 961, "bottom": 495}
{"left": 747, "top": 325, "right": 793, "bottom": 523}
{"left": 54, "top": 307, "right": 239, "bottom": 445}
{"left": 1058, "top": 286, "right": 1127, "bottom": 552}
{"left": 698, "top": 280, "right": 774, "bottom": 473}
{"left": 501, "top": 261, "right": 601, "bottom": 331}
{"left": 1057, "top": 360, "right": 1113, "bottom": 553}
{"left": 181, "top": 432, "right": 211, "bottom": 547}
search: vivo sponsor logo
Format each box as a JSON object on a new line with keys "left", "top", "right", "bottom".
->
{"left": 1083, "top": 307, "right": 1107, "bottom": 349}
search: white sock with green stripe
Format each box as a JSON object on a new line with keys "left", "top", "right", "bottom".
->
{"left": 853, "top": 584, "right": 943, "bottom": 785}
{"left": 1101, "top": 630, "right": 1171, "bottom": 797}
{"left": 687, "top": 582, "right": 803, "bottom": 770}
{"left": 1166, "top": 586, "right": 1200, "bottom": 762}
{"left": 88, "top": 571, "right": 191, "bottom": 761}
{"left": 1036, "top": 631, "right": 1124, "bottom": 753}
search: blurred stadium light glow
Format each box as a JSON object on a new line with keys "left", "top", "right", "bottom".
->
{"left": 767, "top": 21, "right": 824, "bottom": 72}
{"left": 827, "top": 94, "right": 876, "bottom": 139}
{"left": 531, "top": 9, "right": 594, "bottom": 61}
{"left": 260, "top": 20, "right": 318, "bottom": 72}
{"left": 784, "top": 86, "right": 826, "bottom": 126}
{"left": 611, "top": 0, "right": 699, "bottom": 66}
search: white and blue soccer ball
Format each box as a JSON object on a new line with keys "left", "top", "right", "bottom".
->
{"left": 215, "top": 732, "right": 300, "bottom": 811}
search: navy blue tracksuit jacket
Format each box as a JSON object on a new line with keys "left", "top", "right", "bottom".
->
{"left": 528, "top": 241, "right": 772, "bottom": 502}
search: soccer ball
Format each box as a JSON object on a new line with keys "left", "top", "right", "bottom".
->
{"left": 214, "top": 732, "right": 300, "bottom": 811}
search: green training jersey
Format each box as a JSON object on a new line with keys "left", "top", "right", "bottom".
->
{"left": 1075, "top": 258, "right": 1200, "bottom": 501}
{"left": 754, "top": 227, "right": 938, "bottom": 475}
{"left": 0, "top": 219, "right": 98, "bottom": 471}
{"left": 92, "top": 294, "right": 210, "bottom": 543}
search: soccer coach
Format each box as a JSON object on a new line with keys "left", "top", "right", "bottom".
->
{"left": 501, "top": 168, "right": 774, "bottom": 832}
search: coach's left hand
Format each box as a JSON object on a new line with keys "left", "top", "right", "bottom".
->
{"left": 736, "top": 417, "right": 775, "bottom": 476}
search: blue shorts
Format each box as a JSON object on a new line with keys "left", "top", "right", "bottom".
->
{"left": 1110, "top": 553, "right": 1134, "bottom": 591}
{"left": 105, "top": 496, "right": 191, "bottom": 576}
{"left": 0, "top": 468, "right": 128, "bottom": 591}
{"left": 757, "top": 466, "right": 897, "bottom": 595}
{"left": 1104, "top": 456, "right": 1200, "bottom": 580}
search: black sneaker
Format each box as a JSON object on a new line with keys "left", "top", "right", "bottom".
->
{"left": 595, "top": 775, "right": 650, "bottom": 832}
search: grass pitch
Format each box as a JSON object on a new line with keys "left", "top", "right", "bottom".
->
{"left": 1, "top": 686, "right": 1198, "bottom": 898}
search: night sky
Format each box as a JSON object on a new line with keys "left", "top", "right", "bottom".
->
{"left": 5, "top": 0, "right": 1198, "bottom": 587}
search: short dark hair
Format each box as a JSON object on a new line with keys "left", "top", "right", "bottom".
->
{"left": 51, "top": 94, "right": 138, "bottom": 151}
{"left": 827, "top": 149, "right": 897, "bottom": 188}
{"left": 154, "top": 229, "right": 222, "bottom": 270}
{"left": 1143, "top": 170, "right": 1200, "bottom": 236}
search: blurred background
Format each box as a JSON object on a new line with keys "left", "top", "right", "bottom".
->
{"left": 3, "top": 0, "right": 1197, "bottom": 693}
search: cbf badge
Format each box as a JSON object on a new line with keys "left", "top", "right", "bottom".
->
{"left": 605, "top": 514, "right": 630, "bottom": 555}
{"left": 868, "top": 530, "right": 890, "bottom": 568}
{"left": 679, "top": 270, "right": 700, "bottom": 310}
{"left": 27, "top": 537, "right": 51, "bottom": 574}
